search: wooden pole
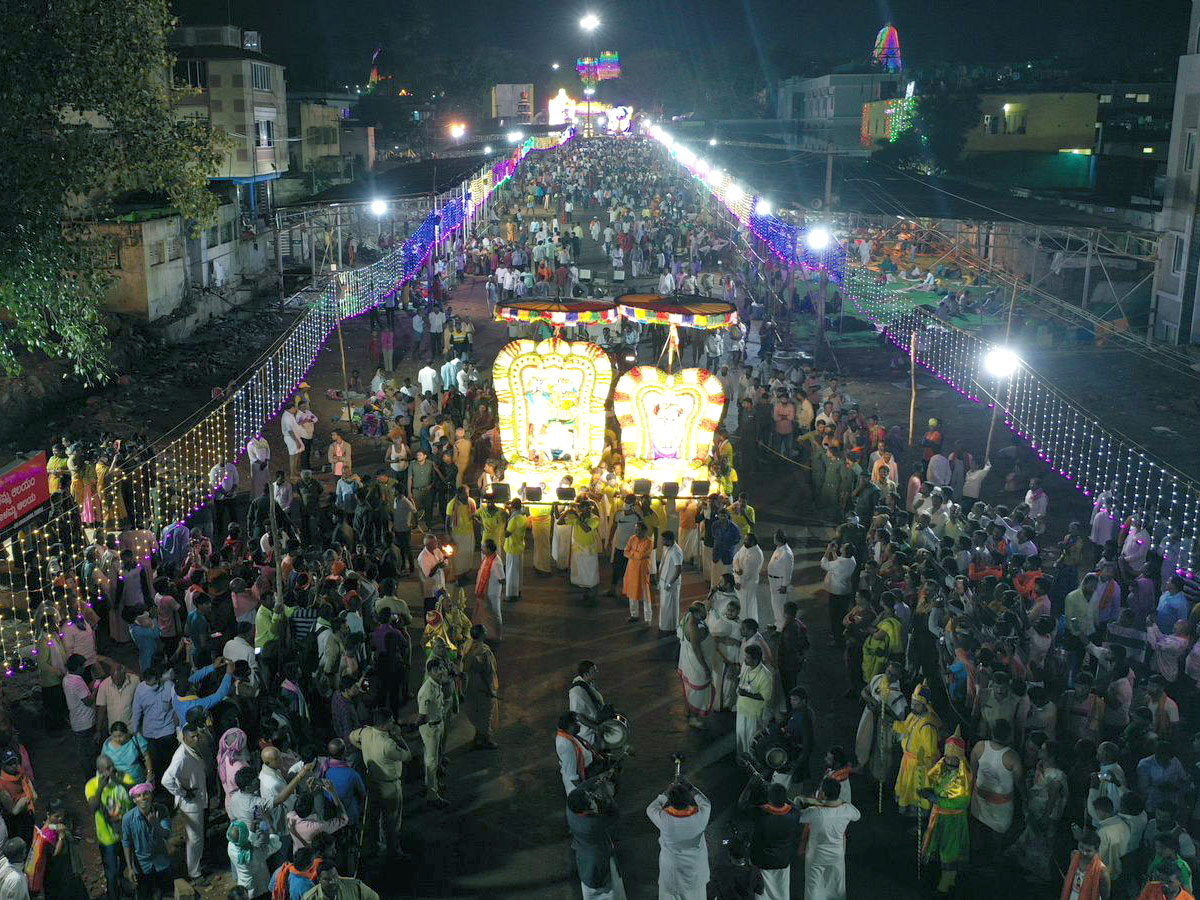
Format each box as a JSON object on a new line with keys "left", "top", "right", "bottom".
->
{"left": 908, "top": 330, "right": 918, "bottom": 446}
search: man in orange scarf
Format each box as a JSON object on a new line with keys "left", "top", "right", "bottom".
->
{"left": 1060, "top": 828, "right": 1110, "bottom": 900}
{"left": 474, "top": 540, "right": 505, "bottom": 639}
{"left": 270, "top": 846, "right": 321, "bottom": 900}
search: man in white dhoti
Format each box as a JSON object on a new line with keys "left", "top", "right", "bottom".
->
{"left": 647, "top": 781, "right": 712, "bottom": 900}
{"left": 738, "top": 779, "right": 805, "bottom": 900}
{"left": 503, "top": 499, "right": 530, "bottom": 601}
{"left": 707, "top": 573, "right": 738, "bottom": 618}
{"left": 567, "top": 788, "right": 628, "bottom": 900}
{"left": 766, "top": 531, "right": 794, "bottom": 631}
{"left": 658, "top": 531, "right": 685, "bottom": 635}
{"left": 796, "top": 777, "right": 861, "bottom": 900}
{"left": 677, "top": 602, "right": 714, "bottom": 728}
{"left": 247, "top": 434, "right": 271, "bottom": 500}
{"left": 569, "top": 502, "right": 602, "bottom": 602}
{"left": 707, "top": 599, "right": 741, "bottom": 712}
{"left": 732, "top": 533, "right": 764, "bottom": 626}
{"left": 736, "top": 644, "right": 773, "bottom": 758}
{"left": 556, "top": 711, "right": 596, "bottom": 795}
{"left": 569, "top": 661, "right": 605, "bottom": 746}
{"left": 474, "top": 540, "right": 506, "bottom": 639}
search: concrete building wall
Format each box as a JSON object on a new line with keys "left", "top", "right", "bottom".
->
{"left": 1152, "top": 1, "right": 1200, "bottom": 344}
{"left": 965, "top": 93, "right": 1099, "bottom": 154}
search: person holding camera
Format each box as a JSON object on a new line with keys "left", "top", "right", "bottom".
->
{"left": 646, "top": 771, "right": 712, "bottom": 899}
{"left": 567, "top": 785, "right": 626, "bottom": 900}
{"left": 737, "top": 777, "right": 805, "bottom": 900}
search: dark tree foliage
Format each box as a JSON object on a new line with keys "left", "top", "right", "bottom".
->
{"left": 0, "top": 0, "right": 224, "bottom": 381}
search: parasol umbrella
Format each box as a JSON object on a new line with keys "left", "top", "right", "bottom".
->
{"left": 494, "top": 298, "right": 618, "bottom": 327}
{"left": 615, "top": 294, "right": 738, "bottom": 368}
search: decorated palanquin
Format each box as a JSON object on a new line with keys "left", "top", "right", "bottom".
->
{"left": 492, "top": 337, "right": 613, "bottom": 492}
{"left": 612, "top": 366, "right": 724, "bottom": 493}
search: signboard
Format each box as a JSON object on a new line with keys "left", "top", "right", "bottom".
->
{"left": 0, "top": 453, "right": 50, "bottom": 530}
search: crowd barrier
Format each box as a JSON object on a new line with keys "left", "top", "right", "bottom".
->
{"left": 0, "top": 129, "right": 574, "bottom": 672}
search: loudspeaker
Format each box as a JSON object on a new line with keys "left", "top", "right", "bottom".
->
{"left": 633, "top": 479, "right": 651, "bottom": 496}
{"left": 556, "top": 486, "right": 577, "bottom": 501}
{"left": 524, "top": 485, "right": 543, "bottom": 502}
{"left": 690, "top": 480, "right": 711, "bottom": 496}
{"left": 661, "top": 482, "right": 680, "bottom": 499}
{"left": 485, "top": 482, "right": 510, "bottom": 502}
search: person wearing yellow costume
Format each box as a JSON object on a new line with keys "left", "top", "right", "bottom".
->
{"left": 445, "top": 487, "right": 478, "bottom": 580}
{"left": 502, "top": 500, "right": 529, "bottom": 602}
{"left": 711, "top": 459, "right": 737, "bottom": 498}
{"left": 894, "top": 682, "right": 942, "bottom": 814}
{"left": 861, "top": 605, "right": 903, "bottom": 683}
{"left": 921, "top": 728, "right": 973, "bottom": 896}
{"left": 478, "top": 497, "right": 507, "bottom": 561}
{"left": 551, "top": 482, "right": 575, "bottom": 572}
{"left": 95, "top": 444, "right": 129, "bottom": 532}
{"left": 46, "top": 444, "right": 71, "bottom": 506}
{"left": 728, "top": 494, "right": 755, "bottom": 538}
{"left": 530, "top": 501, "right": 553, "bottom": 575}
{"left": 678, "top": 499, "right": 700, "bottom": 565}
{"left": 567, "top": 501, "right": 602, "bottom": 601}
{"left": 648, "top": 498, "right": 670, "bottom": 548}
{"left": 712, "top": 430, "right": 734, "bottom": 469}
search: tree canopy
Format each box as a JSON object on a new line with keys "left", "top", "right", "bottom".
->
{"left": 870, "top": 89, "right": 982, "bottom": 174}
{"left": 0, "top": 0, "right": 223, "bottom": 382}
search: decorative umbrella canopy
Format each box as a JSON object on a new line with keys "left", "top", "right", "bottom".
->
{"left": 495, "top": 298, "right": 618, "bottom": 326}
{"left": 616, "top": 294, "right": 738, "bottom": 330}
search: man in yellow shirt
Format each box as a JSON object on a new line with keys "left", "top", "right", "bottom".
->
{"left": 445, "top": 487, "right": 478, "bottom": 581}
{"left": 736, "top": 644, "right": 773, "bottom": 758}
{"left": 503, "top": 499, "right": 529, "bottom": 602}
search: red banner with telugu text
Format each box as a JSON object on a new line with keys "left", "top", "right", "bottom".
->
{"left": 0, "top": 453, "right": 50, "bottom": 530}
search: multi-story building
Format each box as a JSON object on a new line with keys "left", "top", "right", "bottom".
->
{"left": 1091, "top": 83, "right": 1173, "bottom": 206}
{"left": 1152, "top": 0, "right": 1200, "bottom": 344}
{"left": 287, "top": 99, "right": 344, "bottom": 174}
{"left": 170, "top": 25, "right": 289, "bottom": 216}
{"left": 776, "top": 71, "right": 902, "bottom": 154}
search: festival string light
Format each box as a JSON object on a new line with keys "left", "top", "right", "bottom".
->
{"left": 0, "top": 127, "right": 575, "bottom": 674}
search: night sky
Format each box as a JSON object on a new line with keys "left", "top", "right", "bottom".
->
{"left": 179, "top": 0, "right": 1191, "bottom": 89}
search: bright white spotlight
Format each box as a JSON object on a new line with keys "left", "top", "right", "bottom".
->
{"left": 726, "top": 183, "right": 744, "bottom": 204}
{"left": 708, "top": 137, "right": 718, "bottom": 146}
{"left": 694, "top": 159, "right": 711, "bottom": 175}
{"left": 675, "top": 146, "right": 696, "bottom": 166}
{"left": 449, "top": 123, "right": 466, "bottom": 139}
{"left": 806, "top": 226, "right": 832, "bottom": 251}
{"left": 705, "top": 169, "right": 725, "bottom": 188}
{"left": 551, "top": 62, "right": 560, "bottom": 70}
{"left": 369, "top": 199, "right": 387, "bottom": 217}
{"left": 983, "top": 347, "right": 1021, "bottom": 378}
{"left": 483, "top": 145, "right": 492, "bottom": 154}
{"left": 755, "top": 198, "right": 773, "bottom": 216}
{"left": 580, "top": 13, "right": 600, "bottom": 31}
{"left": 507, "top": 130, "right": 524, "bottom": 143}
{"left": 583, "top": 87, "right": 596, "bottom": 97}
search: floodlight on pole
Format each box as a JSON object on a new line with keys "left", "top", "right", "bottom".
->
{"left": 507, "top": 130, "right": 524, "bottom": 143}
{"left": 483, "top": 145, "right": 492, "bottom": 154}
{"left": 708, "top": 138, "right": 718, "bottom": 146}
{"left": 369, "top": 199, "right": 387, "bottom": 217}
{"left": 448, "top": 123, "right": 466, "bottom": 140}
{"left": 983, "top": 347, "right": 1020, "bottom": 379}
{"left": 806, "top": 226, "right": 832, "bottom": 251}
{"left": 580, "top": 13, "right": 600, "bottom": 31}
{"left": 551, "top": 62, "right": 560, "bottom": 70}
{"left": 755, "top": 198, "right": 772, "bottom": 216}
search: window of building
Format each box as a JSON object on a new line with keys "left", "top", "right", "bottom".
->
{"left": 221, "top": 222, "right": 234, "bottom": 244}
{"left": 148, "top": 241, "right": 166, "bottom": 266}
{"left": 206, "top": 225, "right": 219, "bottom": 249}
{"left": 1187, "top": 131, "right": 1198, "bottom": 172}
{"left": 1173, "top": 235, "right": 1186, "bottom": 274}
{"left": 174, "top": 59, "right": 208, "bottom": 89}
{"left": 1099, "top": 94, "right": 1112, "bottom": 104}
{"left": 1125, "top": 93, "right": 1138, "bottom": 100}
{"left": 1136, "top": 93, "right": 1151, "bottom": 103}
{"left": 255, "top": 119, "right": 275, "bottom": 147}
{"left": 167, "top": 237, "right": 182, "bottom": 261}
{"left": 251, "top": 62, "right": 272, "bottom": 92}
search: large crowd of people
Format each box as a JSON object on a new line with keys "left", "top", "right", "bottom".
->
{"left": 2, "top": 133, "right": 1197, "bottom": 900}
